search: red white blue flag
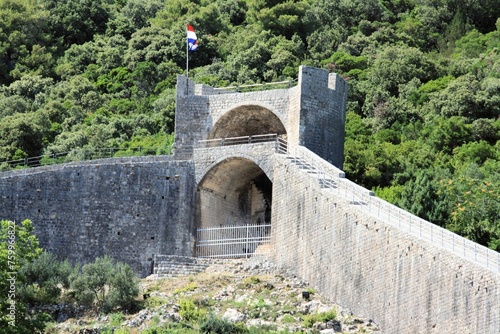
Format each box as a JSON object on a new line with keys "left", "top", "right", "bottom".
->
{"left": 187, "top": 24, "right": 198, "bottom": 51}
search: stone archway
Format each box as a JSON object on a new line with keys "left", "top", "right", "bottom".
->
{"left": 195, "top": 158, "right": 272, "bottom": 257}
{"left": 196, "top": 157, "right": 271, "bottom": 229}
{"left": 209, "top": 105, "right": 286, "bottom": 139}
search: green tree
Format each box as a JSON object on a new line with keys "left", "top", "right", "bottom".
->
{"left": 42, "top": 0, "right": 113, "bottom": 46}
{"left": 0, "top": 111, "right": 51, "bottom": 161}
{"left": 0, "top": 219, "right": 47, "bottom": 334}
{"left": 18, "top": 252, "right": 73, "bottom": 307}
{"left": 0, "top": 0, "right": 52, "bottom": 84}
{"left": 69, "top": 256, "right": 139, "bottom": 314}
{"left": 439, "top": 164, "right": 500, "bottom": 249}
{"left": 396, "top": 167, "right": 451, "bottom": 226}
{"left": 367, "top": 45, "right": 439, "bottom": 97}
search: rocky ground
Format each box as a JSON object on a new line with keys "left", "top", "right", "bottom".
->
{"left": 47, "top": 256, "right": 380, "bottom": 333}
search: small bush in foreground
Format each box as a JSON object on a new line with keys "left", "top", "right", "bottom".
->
{"left": 200, "top": 315, "right": 247, "bottom": 334}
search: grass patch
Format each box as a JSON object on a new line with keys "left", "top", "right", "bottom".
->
{"left": 239, "top": 276, "right": 261, "bottom": 288}
{"left": 110, "top": 312, "right": 125, "bottom": 326}
{"left": 144, "top": 296, "right": 168, "bottom": 308}
{"left": 141, "top": 322, "right": 197, "bottom": 334}
{"left": 280, "top": 314, "right": 295, "bottom": 324}
{"left": 302, "top": 309, "right": 337, "bottom": 328}
{"left": 174, "top": 282, "right": 198, "bottom": 294}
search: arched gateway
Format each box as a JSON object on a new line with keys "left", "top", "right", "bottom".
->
{"left": 174, "top": 66, "right": 348, "bottom": 258}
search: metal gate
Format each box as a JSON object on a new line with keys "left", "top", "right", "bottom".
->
{"left": 196, "top": 224, "right": 271, "bottom": 258}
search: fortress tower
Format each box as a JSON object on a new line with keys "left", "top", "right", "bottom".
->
{"left": 174, "top": 65, "right": 347, "bottom": 167}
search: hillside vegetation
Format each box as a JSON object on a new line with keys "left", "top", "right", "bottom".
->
{"left": 0, "top": 0, "right": 499, "bottom": 249}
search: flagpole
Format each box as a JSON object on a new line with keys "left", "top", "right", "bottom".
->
{"left": 186, "top": 25, "right": 189, "bottom": 95}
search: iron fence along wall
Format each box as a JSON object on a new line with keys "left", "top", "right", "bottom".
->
{"left": 196, "top": 224, "right": 271, "bottom": 258}
{"left": 0, "top": 146, "right": 171, "bottom": 171}
{"left": 211, "top": 78, "right": 298, "bottom": 93}
{"left": 197, "top": 134, "right": 278, "bottom": 148}
{"left": 278, "top": 141, "right": 500, "bottom": 273}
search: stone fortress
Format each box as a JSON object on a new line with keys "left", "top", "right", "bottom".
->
{"left": 1, "top": 66, "right": 499, "bottom": 333}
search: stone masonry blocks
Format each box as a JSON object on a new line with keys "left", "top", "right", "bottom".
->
{"left": 271, "top": 153, "right": 500, "bottom": 334}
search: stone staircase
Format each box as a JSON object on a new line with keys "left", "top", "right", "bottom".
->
{"left": 153, "top": 255, "right": 211, "bottom": 278}
{"left": 286, "top": 156, "right": 337, "bottom": 189}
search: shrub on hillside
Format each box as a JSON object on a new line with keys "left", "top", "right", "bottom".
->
{"left": 69, "top": 256, "right": 139, "bottom": 314}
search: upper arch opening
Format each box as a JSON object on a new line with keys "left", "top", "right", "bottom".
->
{"left": 209, "top": 105, "right": 286, "bottom": 139}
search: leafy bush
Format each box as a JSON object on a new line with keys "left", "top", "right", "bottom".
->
{"left": 179, "top": 299, "right": 207, "bottom": 322}
{"left": 18, "top": 251, "right": 73, "bottom": 306}
{"left": 0, "top": 219, "right": 49, "bottom": 334}
{"left": 144, "top": 296, "right": 168, "bottom": 308}
{"left": 302, "top": 310, "right": 337, "bottom": 328}
{"left": 69, "top": 256, "right": 140, "bottom": 314}
{"left": 110, "top": 312, "right": 125, "bottom": 326}
{"left": 200, "top": 315, "right": 247, "bottom": 334}
{"left": 141, "top": 322, "right": 198, "bottom": 334}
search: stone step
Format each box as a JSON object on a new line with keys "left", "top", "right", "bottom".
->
{"left": 153, "top": 255, "right": 211, "bottom": 278}
{"left": 319, "top": 178, "right": 337, "bottom": 189}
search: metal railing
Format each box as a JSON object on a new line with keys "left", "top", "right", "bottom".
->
{"left": 0, "top": 146, "right": 172, "bottom": 172}
{"left": 277, "top": 140, "right": 500, "bottom": 273}
{"left": 212, "top": 78, "right": 298, "bottom": 93}
{"left": 364, "top": 194, "right": 500, "bottom": 272}
{"left": 196, "top": 224, "right": 271, "bottom": 258}
{"left": 197, "top": 134, "right": 279, "bottom": 148}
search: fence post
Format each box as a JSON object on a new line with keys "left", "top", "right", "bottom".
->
{"left": 246, "top": 224, "right": 250, "bottom": 259}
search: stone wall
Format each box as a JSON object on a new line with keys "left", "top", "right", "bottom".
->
{"left": 174, "top": 66, "right": 347, "bottom": 170}
{"left": 271, "top": 153, "right": 500, "bottom": 334}
{"left": 297, "top": 68, "right": 347, "bottom": 168}
{"left": 0, "top": 156, "right": 197, "bottom": 277}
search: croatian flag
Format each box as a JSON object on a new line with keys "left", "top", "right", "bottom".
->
{"left": 187, "top": 24, "right": 198, "bottom": 51}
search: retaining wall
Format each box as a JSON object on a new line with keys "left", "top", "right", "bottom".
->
{"left": 0, "top": 156, "right": 196, "bottom": 276}
{"left": 271, "top": 153, "right": 500, "bottom": 334}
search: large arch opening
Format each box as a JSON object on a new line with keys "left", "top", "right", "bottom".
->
{"left": 209, "top": 105, "right": 286, "bottom": 139}
{"left": 195, "top": 157, "right": 272, "bottom": 258}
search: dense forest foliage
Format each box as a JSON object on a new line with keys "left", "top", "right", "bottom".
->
{"left": 0, "top": 0, "right": 499, "bottom": 249}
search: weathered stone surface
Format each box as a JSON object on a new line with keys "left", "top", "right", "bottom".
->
{"left": 223, "top": 308, "right": 247, "bottom": 322}
{"left": 271, "top": 153, "right": 500, "bottom": 334}
{"left": 0, "top": 157, "right": 196, "bottom": 276}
